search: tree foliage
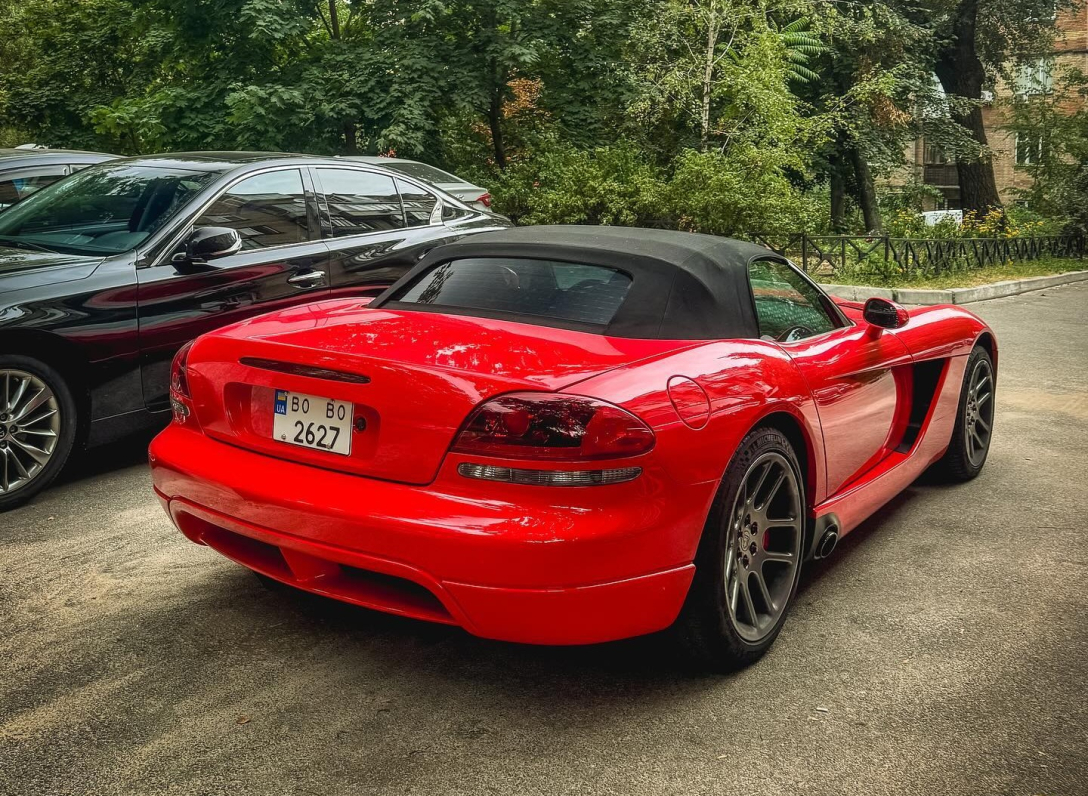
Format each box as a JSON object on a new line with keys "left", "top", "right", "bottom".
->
{"left": 0, "top": 0, "right": 1082, "bottom": 234}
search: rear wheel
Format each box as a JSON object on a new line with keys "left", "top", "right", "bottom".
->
{"left": 676, "top": 427, "right": 805, "bottom": 671}
{"left": 933, "top": 345, "right": 995, "bottom": 482}
{"left": 0, "top": 356, "right": 78, "bottom": 512}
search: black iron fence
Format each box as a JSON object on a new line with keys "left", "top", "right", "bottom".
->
{"left": 750, "top": 233, "right": 1085, "bottom": 280}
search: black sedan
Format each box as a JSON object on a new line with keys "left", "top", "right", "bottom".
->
{"left": 0, "top": 151, "right": 509, "bottom": 509}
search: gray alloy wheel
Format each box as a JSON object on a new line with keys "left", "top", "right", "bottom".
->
{"left": 0, "top": 369, "right": 63, "bottom": 497}
{"left": 963, "top": 357, "right": 995, "bottom": 468}
{"left": 932, "top": 344, "right": 996, "bottom": 483}
{"left": 675, "top": 426, "right": 806, "bottom": 671}
{"left": 724, "top": 451, "right": 804, "bottom": 643}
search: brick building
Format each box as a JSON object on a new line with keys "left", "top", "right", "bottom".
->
{"left": 894, "top": 7, "right": 1088, "bottom": 209}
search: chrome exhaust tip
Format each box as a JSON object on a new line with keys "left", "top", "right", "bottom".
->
{"left": 815, "top": 528, "right": 839, "bottom": 560}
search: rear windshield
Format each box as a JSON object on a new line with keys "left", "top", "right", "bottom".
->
{"left": 394, "top": 257, "right": 633, "bottom": 326}
{"left": 382, "top": 161, "right": 465, "bottom": 185}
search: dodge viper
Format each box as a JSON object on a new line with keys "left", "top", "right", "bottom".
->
{"left": 149, "top": 226, "right": 997, "bottom": 669}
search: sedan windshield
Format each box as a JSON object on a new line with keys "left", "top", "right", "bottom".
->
{"left": 0, "top": 164, "right": 218, "bottom": 256}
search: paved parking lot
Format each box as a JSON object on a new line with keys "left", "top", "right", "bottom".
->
{"left": 2, "top": 282, "right": 1086, "bottom": 796}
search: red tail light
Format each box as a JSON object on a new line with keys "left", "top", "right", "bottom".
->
{"left": 452, "top": 393, "right": 654, "bottom": 461}
{"left": 476, "top": 192, "right": 491, "bottom": 208}
{"left": 170, "top": 341, "right": 197, "bottom": 426}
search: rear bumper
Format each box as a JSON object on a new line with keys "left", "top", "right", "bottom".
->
{"left": 150, "top": 426, "right": 703, "bottom": 645}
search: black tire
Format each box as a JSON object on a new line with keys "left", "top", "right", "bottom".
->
{"left": 675, "top": 426, "right": 806, "bottom": 671}
{"left": 932, "top": 345, "right": 995, "bottom": 483}
{"left": 0, "top": 355, "right": 79, "bottom": 512}
{"left": 254, "top": 571, "right": 294, "bottom": 593}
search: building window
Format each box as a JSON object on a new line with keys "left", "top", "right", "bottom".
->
{"left": 923, "top": 142, "right": 949, "bottom": 164}
{"left": 1015, "top": 58, "right": 1053, "bottom": 96}
{"left": 1015, "top": 132, "right": 1045, "bottom": 165}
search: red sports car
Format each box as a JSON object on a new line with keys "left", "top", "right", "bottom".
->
{"left": 149, "top": 226, "right": 997, "bottom": 669}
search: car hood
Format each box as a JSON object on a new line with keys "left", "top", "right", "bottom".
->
{"left": 0, "top": 246, "right": 104, "bottom": 289}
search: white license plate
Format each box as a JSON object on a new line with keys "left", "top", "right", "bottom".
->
{"left": 273, "top": 390, "right": 353, "bottom": 456}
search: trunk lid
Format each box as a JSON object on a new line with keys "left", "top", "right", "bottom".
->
{"left": 186, "top": 302, "right": 687, "bottom": 484}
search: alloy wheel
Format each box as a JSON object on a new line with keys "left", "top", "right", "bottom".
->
{"left": 964, "top": 358, "right": 994, "bottom": 467}
{"left": 724, "top": 451, "right": 803, "bottom": 643}
{"left": 0, "top": 369, "right": 62, "bottom": 496}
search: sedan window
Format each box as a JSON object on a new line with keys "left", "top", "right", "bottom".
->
{"left": 382, "top": 161, "right": 463, "bottom": 184}
{"left": 0, "top": 164, "right": 216, "bottom": 256}
{"left": 397, "top": 179, "right": 439, "bottom": 227}
{"left": 0, "top": 171, "right": 65, "bottom": 210}
{"left": 316, "top": 168, "right": 405, "bottom": 235}
{"left": 194, "top": 169, "right": 311, "bottom": 250}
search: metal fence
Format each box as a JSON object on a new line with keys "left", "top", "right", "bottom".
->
{"left": 749, "top": 233, "right": 1085, "bottom": 280}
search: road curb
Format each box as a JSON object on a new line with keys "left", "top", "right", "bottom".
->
{"left": 819, "top": 267, "right": 1088, "bottom": 305}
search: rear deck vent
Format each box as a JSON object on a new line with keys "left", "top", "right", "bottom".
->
{"left": 239, "top": 357, "right": 372, "bottom": 385}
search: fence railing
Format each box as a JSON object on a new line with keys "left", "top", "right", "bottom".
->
{"left": 749, "top": 233, "right": 1085, "bottom": 280}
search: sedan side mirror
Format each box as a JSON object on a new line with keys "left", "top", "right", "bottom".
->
{"left": 863, "top": 297, "right": 910, "bottom": 329}
{"left": 172, "top": 226, "right": 242, "bottom": 273}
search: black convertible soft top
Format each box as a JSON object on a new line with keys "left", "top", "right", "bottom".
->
{"left": 374, "top": 225, "right": 783, "bottom": 340}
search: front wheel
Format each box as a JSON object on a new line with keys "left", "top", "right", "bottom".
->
{"left": 676, "top": 427, "right": 806, "bottom": 671}
{"left": 932, "top": 345, "right": 995, "bottom": 482}
{"left": 0, "top": 356, "right": 78, "bottom": 512}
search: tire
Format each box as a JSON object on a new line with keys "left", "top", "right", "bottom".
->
{"left": 675, "top": 426, "right": 806, "bottom": 671}
{"left": 254, "top": 572, "right": 294, "bottom": 593}
{"left": 932, "top": 345, "right": 995, "bottom": 483}
{"left": 0, "top": 355, "right": 79, "bottom": 512}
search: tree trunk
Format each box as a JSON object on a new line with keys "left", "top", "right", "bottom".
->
{"left": 327, "top": 0, "right": 340, "bottom": 39}
{"left": 830, "top": 165, "right": 846, "bottom": 233}
{"left": 489, "top": 84, "right": 507, "bottom": 169}
{"left": 342, "top": 121, "right": 357, "bottom": 154}
{"left": 700, "top": 7, "right": 721, "bottom": 151}
{"left": 934, "top": 0, "right": 1003, "bottom": 214}
{"left": 851, "top": 146, "right": 883, "bottom": 233}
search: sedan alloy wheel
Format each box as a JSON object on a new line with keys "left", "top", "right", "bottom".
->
{"left": 0, "top": 369, "right": 62, "bottom": 496}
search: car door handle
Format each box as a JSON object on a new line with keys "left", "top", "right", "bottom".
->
{"left": 287, "top": 270, "right": 327, "bottom": 289}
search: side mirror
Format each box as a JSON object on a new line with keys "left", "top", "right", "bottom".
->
{"left": 172, "top": 226, "right": 242, "bottom": 273}
{"left": 863, "top": 297, "right": 910, "bottom": 329}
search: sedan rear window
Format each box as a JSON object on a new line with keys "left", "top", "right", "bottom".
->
{"left": 395, "top": 257, "right": 632, "bottom": 326}
{"left": 382, "top": 161, "right": 464, "bottom": 185}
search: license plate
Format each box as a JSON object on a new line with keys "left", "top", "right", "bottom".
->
{"left": 272, "top": 389, "right": 353, "bottom": 456}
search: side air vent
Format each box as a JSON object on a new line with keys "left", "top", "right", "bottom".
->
{"left": 239, "top": 357, "right": 372, "bottom": 385}
{"left": 895, "top": 359, "right": 946, "bottom": 453}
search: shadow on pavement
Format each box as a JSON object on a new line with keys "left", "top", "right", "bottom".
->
{"left": 56, "top": 426, "right": 163, "bottom": 487}
{"left": 221, "top": 486, "right": 929, "bottom": 684}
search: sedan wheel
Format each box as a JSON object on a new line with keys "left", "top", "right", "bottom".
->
{"left": 0, "top": 370, "right": 62, "bottom": 496}
{"left": 724, "top": 451, "right": 803, "bottom": 643}
{"left": 0, "top": 356, "right": 78, "bottom": 512}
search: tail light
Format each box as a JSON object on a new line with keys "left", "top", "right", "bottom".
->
{"left": 170, "top": 341, "right": 197, "bottom": 426}
{"left": 475, "top": 192, "right": 491, "bottom": 208}
{"left": 452, "top": 393, "right": 654, "bottom": 463}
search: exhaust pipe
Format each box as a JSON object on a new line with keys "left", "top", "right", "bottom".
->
{"left": 815, "top": 527, "right": 839, "bottom": 560}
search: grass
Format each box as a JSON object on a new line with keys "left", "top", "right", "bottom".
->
{"left": 826, "top": 257, "right": 1086, "bottom": 289}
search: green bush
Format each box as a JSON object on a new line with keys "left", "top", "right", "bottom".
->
{"left": 487, "top": 143, "right": 817, "bottom": 239}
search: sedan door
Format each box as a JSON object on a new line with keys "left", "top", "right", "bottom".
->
{"left": 136, "top": 167, "right": 330, "bottom": 411}
{"left": 311, "top": 166, "right": 461, "bottom": 298}
{"left": 748, "top": 258, "right": 913, "bottom": 500}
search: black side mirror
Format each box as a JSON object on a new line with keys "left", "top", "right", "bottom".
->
{"left": 172, "top": 226, "right": 242, "bottom": 273}
{"left": 863, "top": 297, "right": 909, "bottom": 329}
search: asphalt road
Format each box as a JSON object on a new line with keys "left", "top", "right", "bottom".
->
{"left": 2, "top": 283, "right": 1087, "bottom": 796}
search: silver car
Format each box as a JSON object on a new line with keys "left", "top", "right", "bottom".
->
{"left": 346, "top": 157, "right": 492, "bottom": 211}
